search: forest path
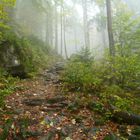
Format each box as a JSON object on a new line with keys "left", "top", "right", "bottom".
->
{"left": 3, "top": 62, "right": 117, "bottom": 140}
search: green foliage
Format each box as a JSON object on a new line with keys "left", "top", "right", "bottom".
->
{"left": 0, "top": 29, "right": 52, "bottom": 73}
{"left": 63, "top": 46, "right": 140, "bottom": 94}
{"left": 104, "top": 133, "right": 118, "bottom": 140}
{"left": 88, "top": 101, "right": 105, "bottom": 113}
{"left": 0, "top": 27, "right": 54, "bottom": 107}
{"left": 63, "top": 48, "right": 102, "bottom": 92}
{"left": 0, "top": 68, "right": 7, "bottom": 77}
{"left": 63, "top": 48, "right": 140, "bottom": 115}
{"left": 0, "top": 118, "right": 13, "bottom": 140}
{"left": 115, "top": 55, "right": 140, "bottom": 89}
{"left": 27, "top": 35, "right": 52, "bottom": 70}
{"left": 98, "top": 54, "right": 140, "bottom": 112}
{"left": 0, "top": 30, "right": 33, "bottom": 71}
{"left": 0, "top": 118, "right": 32, "bottom": 140}
{"left": 113, "top": 95, "right": 132, "bottom": 111}
{"left": 0, "top": 70, "right": 19, "bottom": 107}
{"left": 94, "top": 0, "right": 105, "bottom": 7}
{"left": 70, "top": 47, "right": 94, "bottom": 64}
{"left": 0, "top": 0, "right": 16, "bottom": 39}
{"left": 104, "top": 85, "right": 123, "bottom": 96}
{"left": 101, "top": 54, "right": 140, "bottom": 89}
{"left": 102, "top": 86, "right": 132, "bottom": 112}
{"left": 112, "top": 0, "right": 140, "bottom": 55}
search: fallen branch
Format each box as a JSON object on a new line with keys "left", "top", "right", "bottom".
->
{"left": 109, "top": 105, "right": 140, "bottom": 125}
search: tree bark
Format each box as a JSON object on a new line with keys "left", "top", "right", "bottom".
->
{"left": 54, "top": 2, "right": 58, "bottom": 53}
{"left": 82, "top": 0, "right": 90, "bottom": 49}
{"left": 74, "top": 29, "right": 78, "bottom": 51}
{"left": 60, "top": 0, "right": 63, "bottom": 56}
{"left": 106, "top": 0, "right": 115, "bottom": 57}
{"left": 63, "top": 14, "right": 68, "bottom": 59}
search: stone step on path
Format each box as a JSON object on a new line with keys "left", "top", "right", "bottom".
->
{"left": 40, "top": 107, "right": 62, "bottom": 112}
{"left": 23, "top": 96, "right": 67, "bottom": 106}
{"left": 39, "top": 124, "right": 75, "bottom": 140}
{"left": 21, "top": 62, "right": 72, "bottom": 139}
{"left": 23, "top": 96, "right": 68, "bottom": 112}
{"left": 43, "top": 62, "right": 66, "bottom": 84}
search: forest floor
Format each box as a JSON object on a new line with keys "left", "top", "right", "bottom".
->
{"left": 0, "top": 63, "right": 135, "bottom": 140}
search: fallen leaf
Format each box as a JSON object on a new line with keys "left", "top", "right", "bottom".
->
{"left": 71, "top": 119, "right": 76, "bottom": 125}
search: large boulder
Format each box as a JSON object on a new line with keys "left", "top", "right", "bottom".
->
{"left": 7, "top": 64, "right": 28, "bottom": 79}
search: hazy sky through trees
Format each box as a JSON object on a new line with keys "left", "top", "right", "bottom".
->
{"left": 13, "top": 0, "right": 140, "bottom": 58}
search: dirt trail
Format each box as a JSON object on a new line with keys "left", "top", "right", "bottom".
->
{"left": 3, "top": 62, "right": 117, "bottom": 140}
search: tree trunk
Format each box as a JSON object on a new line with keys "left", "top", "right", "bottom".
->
{"left": 45, "top": 13, "right": 49, "bottom": 44}
{"left": 54, "top": 2, "right": 58, "bottom": 53}
{"left": 82, "top": 0, "right": 90, "bottom": 49}
{"left": 49, "top": 11, "right": 53, "bottom": 46}
{"left": 74, "top": 28, "right": 78, "bottom": 51}
{"left": 45, "top": 3, "right": 54, "bottom": 47}
{"left": 102, "top": 30, "right": 107, "bottom": 48}
{"left": 60, "top": 0, "right": 63, "bottom": 56}
{"left": 63, "top": 14, "right": 68, "bottom": 59}
{"left": 106, "top": 0, "right": 115, "bottom": 57}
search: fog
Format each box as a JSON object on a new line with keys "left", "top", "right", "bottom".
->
{"left": 13, "top": 0, "right": 140, "bottom": 58}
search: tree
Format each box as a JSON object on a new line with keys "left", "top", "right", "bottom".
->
{"left": 45, "top": 3, "right": 54, "bottom": 46}
{"left": 59, "top": 0, "right": 69, "bottom": 58}
{"left": 60, "top": 0, "right": 63, "bottom": 55}
{"left": 63, "top": 9, "right": 68, "bottom": 59}
{"left": 106, "top": 0, "right": 115, "bottom": 57}
{"left": 112, "top": 0, "right": 140, "bottom": 56}
{"left": 82, "top": 0, "right": 90, "bottom": 49}
{"left": 94, "top": 0, "right": 107, "bottom": 48}
{"left": 0, "top": 0, "right": 16, "bottom": 39}
{"left": 54, "top": 0, "right": 58, "bottom": 53}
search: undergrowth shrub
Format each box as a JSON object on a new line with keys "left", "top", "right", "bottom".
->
{"left": 63, "top": 48, "right": 140, "bottom": 114}
{"left": 0, "top": 29, "right": 57, "bottom": 107}
{"left": 99, "top": 54, "right": 140, "bottom": 90}
{"left": 62, "top": 48, "right": 102, "bottom": 92}
{"left": 98, "top": 53, "right": 140, "bottom": 113}
{"left": 0, "top": 29, "right": 55, "bottom": 74}
{"left": 63, "top": 48, "right": 140, "bottom": 92}
{"left": 0, "top": 70, "right": 19, "bottom": 107}
{"left": 101, "top": 85, "right": 133, "bottom": 112}
{"left": 0, "top": 117, "right": 33, "bottom": 140}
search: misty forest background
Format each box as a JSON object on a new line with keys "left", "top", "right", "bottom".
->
{"left": 1, "top": 0, "right": 140, "bottom": 139}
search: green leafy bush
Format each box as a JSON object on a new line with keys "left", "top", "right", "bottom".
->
{"left": 70, "top": 47, "right": 94, "bottom": 64}
{"left": 0, "top": 75, "right": 19, "bottom": 107}
{"left": 100, "top": 54, "right": 140, "bottom": 90}
{"left": 0, "top": 29, "right": 54, "bottom": 73}
{"left": 114, "top": 55, "right": 140, "bottom": 89}
{"left": 63, "top": 62, "right": 102, "bottom": 92}
{"left": 62, "top": 48, "right": 102, "bottom": 92}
